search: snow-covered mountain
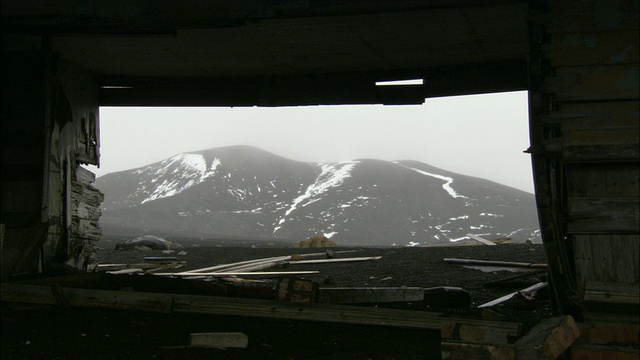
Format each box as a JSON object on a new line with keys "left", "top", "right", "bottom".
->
{"left": 96, "top": 145, "right": 540, "bottom": 246}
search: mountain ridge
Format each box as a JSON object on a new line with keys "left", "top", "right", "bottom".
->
{"left": 96, "top": 145, "right": 540, "bottom": 246}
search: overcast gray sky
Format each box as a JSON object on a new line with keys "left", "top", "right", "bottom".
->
{"left": 89, "top": 90, "right": 534, "bottom": 193}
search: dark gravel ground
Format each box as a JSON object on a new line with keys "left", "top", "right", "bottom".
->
{"left": 2, "top": 242, "right": 553, "bottom": 360}
{"left": 93, "top": 241, "right": 550, "bottom": 308}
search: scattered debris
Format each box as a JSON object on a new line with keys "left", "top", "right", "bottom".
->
{"left": 97, "top": 261, "right": 186, "bottom": 274}
{"left": 478, "top": 282, "right": 548, "bottom": 308}
{"left": 482, "top": 270, "right": 547, "bottom": 287}
{"left": 444, "top": 258, "right": 547, "bottom": 273}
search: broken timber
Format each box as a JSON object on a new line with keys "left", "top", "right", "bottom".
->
{"left": 444, "top": 258, "right": 547, "bottom": 269}
{"left": 154, "top": 271, "right": 319, "bottom": 277}
{"left": 466, "top": 233, "right": 497, "bottom": 246}
{"left": 0, "top": 282, "right": 521, "bottom": 339}
{"left": 288, "top": 256, "right": 381, "bottom": 265}
{"left": 478, "top": 282, "right": 548, "bottom": 309}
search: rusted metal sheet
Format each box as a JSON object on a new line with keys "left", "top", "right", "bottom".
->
{"left": 551, "top": 31, "right": 639, "bottom": 66}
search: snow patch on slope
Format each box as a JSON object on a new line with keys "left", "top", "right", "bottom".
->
{"left": 396, "top": 163, "right": 468, "bottom": 199}
{"left": 140, "top": 154, "right": 221, "bottom": 204}
{"left": 273, "top": 161, "right": 359, "bottom": 233}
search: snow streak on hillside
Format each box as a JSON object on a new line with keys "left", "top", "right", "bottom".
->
{"left": 396, "top": 163, "right": 468, "bottom": 199}
{"left": 273, "top": 161, "right": 359, "bottom": 234}
{"left": 137, "top": 154, "right": 221, "bottom": 204}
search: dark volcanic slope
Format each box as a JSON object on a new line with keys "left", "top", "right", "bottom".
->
{"left": 96, "top": 146, "right": 540, "bottom": 246}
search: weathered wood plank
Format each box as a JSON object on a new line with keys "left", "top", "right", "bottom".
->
{"left": 566, "top": 198, "right": 640, "bottom": 233}
{"left": 444, "top": 258, "right": 547, "bottom": 269}
{"left": 545, "top": 65, "right": 639, "bottom": 101}
{"left": 289, "top": 256, "right": 381, "bottom": 264}
{"left": 318, "top": 287, "right": 425, "bottom": 304}
{"left": 551, "top": 31, "right": 639, "bottom": 66}
{"left": 0, "top": 283, "right": 174, "bottom": 313}
{"left": 0, "top": 283, "right": 522, "bottom": 337}
{"left": 478, "top": 282, "right": 548, "bottom": 309}
{"left": 563, "top": 145, "right": 640, "bottom": 163}
{"left": 566, "top": 164, "right": 639, "bottom": 197}
{"left": 584, "top": 281, "right": 640, "bottom": 305}
{"left": 571, "top": 234, "right": 595, "bottom": 292}
{"left": 551, "top": 0, "right": 639, "bottom": 33}
{"left": 553, "top": 101, "right": 639, "bottom": 129}
{"left": 563, "top": 128, "right": 639, "bottom": 146}
{"left": 609, "top": 235, "right": 639, "bottom": 283}
{"left": 514, "top": 315, "right": 580, "bottom": 360}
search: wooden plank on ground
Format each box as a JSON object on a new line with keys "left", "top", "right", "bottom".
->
{"left": 465, "top": 234, "right": 497, "bottom": 246}
{"left": 444, "top": 258, "right": 547, "bottom": 269}
{"left": 478, "top": 282, "right": 548, "bottom": 309}
{"left": 154, "top": 271, "right": 319, "bottom": 277}
{"left": 289, "top": 256, "right": 381, "bottom": 264}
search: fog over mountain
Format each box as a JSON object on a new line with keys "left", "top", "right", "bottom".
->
{"left": 96, "top": 145, "right": 540, "bottom": 246}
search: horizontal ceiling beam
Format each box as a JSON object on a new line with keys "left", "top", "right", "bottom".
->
{"left": 99, "top": 60, "right": 528, "bottom": 107}
{"left": 1, "top": 0, "right": 527, "bottom": 34}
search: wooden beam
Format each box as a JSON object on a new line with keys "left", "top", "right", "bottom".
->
{"left": 98, "top": 61, "right": 527, "bottom": 107}
{"left": 155, "top": 271, "right": 320, "bottom": 277}
{"left": 318, "top": 287, "right": 425, "bottom": 304}
{"left": 563, "top": 145, "right": 640, "bottom": 163}
{"left": 289, "top": 256, "right": 382, "bottom": 264}
{"left": 0, "top": 283, "right": 521, "bottom": 336}
{"left": 514, "top": 315, "right": 579, "bottom": 360}
{"left": 444, "top": 258, "right": 547, "bottom": 269}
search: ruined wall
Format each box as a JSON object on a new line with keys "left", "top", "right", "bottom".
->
{"left": 529, "top": 0, "right": 639, "bottom": 322}
{"left": 0, "top": 42, "right": 48, "bottom": 278}
{"left": 1, "top": 37, "right": 103, "bottom": 277}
